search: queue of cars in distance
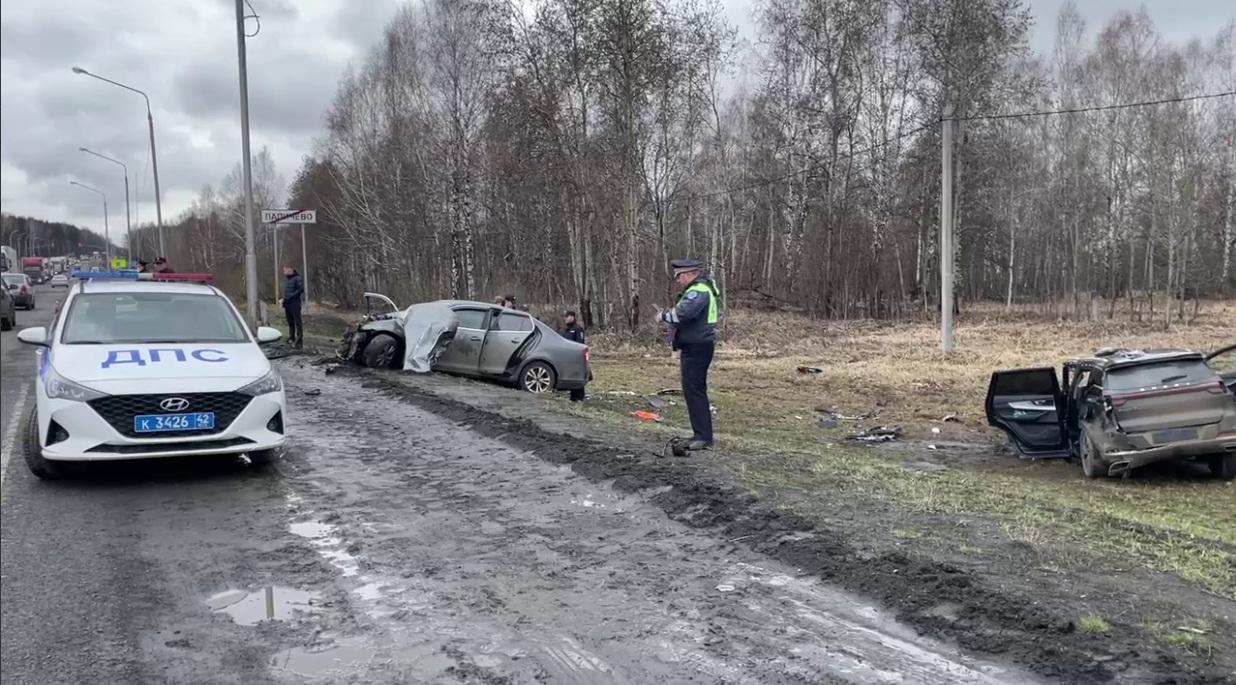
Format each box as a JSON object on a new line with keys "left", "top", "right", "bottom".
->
{"left": 16, "top": 271, "right": 288, "bottom": 479}
{"left": 987, "top": 346, "right": 1236, "bottom": 479}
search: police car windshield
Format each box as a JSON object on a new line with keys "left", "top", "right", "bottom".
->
{"left": 62, "top": 292, "right": 250, "bottom": 345}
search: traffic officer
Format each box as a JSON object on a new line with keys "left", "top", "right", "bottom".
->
{"left": 656, "top": 258, "right": 719, "bottom": 451}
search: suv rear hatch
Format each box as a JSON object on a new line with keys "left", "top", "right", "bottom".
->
{"left": 1107, "top": 359, "right": 1230, "bottom": 440}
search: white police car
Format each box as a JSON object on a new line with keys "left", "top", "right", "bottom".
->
{"left": 17, "top": 272, "right": 288, "bottom": 479}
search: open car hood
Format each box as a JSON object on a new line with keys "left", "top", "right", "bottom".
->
{"left": 401, "top": 302, "right": 459, "bottom": 373}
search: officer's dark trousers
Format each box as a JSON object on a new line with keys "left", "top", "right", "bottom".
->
{"left": 679, "top": 342, "right": 715, "bottom": 443}
{"left": 284, "top": 302, "right": 303, "bottom": 344}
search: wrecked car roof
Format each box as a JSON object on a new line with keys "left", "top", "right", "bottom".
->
{"left": 1068, "top": 348, "right": 1205, "bottom": 370}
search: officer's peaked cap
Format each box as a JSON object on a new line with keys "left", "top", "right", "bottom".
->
{"left": 670, "top": 258, "right": 704, "bottom": 274}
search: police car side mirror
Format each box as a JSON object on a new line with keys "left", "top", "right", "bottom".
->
{"left": 255, "top": 326, "right": 282, "bottom": 344}
{"left": 17, "top": 327, "right": 49, "bottom": 347}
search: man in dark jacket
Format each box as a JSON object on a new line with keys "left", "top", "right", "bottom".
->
{"left": 560, "top": 310, "right": 586, "bottom": 344}
{"left": 279, "top": 266, "right": 305, "bottom": 348}
{"left": 656, "top": 258, "right": 719, "bottom": 450}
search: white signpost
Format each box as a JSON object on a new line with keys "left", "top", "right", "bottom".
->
{"left": 261, "top": 209, "right": 316, "bottom": 305}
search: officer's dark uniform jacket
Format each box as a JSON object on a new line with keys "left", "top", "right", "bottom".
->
{"left": 662, "top": 277, "right": 719, "bottom": 350}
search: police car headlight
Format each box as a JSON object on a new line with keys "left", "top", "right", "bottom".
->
{"left": 238, "top": 370, "right": 282, "bottom": 397}
{"left": 45, "top": 367, "right": 108, "bottom": 402}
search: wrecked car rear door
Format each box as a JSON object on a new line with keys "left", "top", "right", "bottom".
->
{"left": 479, "top": 311, "right": 535, "bottom": 376}
{"left": 985, "top": 367, "right": 1070, "bottom": 458}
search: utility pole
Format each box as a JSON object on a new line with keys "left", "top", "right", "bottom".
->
{"left": 235, "top": 0, "right": 259, "bottom": 324}
{"left": 940, "top": 104, "right": 956, "bottom": 353}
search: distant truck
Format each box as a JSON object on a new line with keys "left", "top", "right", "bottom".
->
{"left": 50, "top": 257, "right": 68, "bottom": 274}
{"left": 21, "top": 257, "right": 44, "bottom": 284}
{"left": 0, "top": 245, "right": 16, "bottom": 273}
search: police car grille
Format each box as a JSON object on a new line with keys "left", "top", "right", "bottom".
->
{"left": 89, "top": 393, "right": 253, "bottom": 438}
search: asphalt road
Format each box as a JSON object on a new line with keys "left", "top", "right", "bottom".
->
{"left": 0, "top": 285, "right": 1037, "bottom": 683}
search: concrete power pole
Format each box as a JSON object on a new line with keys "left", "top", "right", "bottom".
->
{"left": 940, "top": 105, "right": 956, "bottom": 353}
{"left": 234, "top": 0, "right": 259, "bottom": 324}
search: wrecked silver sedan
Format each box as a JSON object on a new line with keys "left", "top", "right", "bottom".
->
{"left": 340, "top": 293, "right": 591, "bottom": 397}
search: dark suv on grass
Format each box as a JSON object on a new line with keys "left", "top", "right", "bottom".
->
{"left": 986, "top": 346, "right": 1236, "bottom": 479}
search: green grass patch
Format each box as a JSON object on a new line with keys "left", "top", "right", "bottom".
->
{"left": 1165, "top": 628, "right": 1214, "bottom": 657}
{"left": 1078, "top": 614, "right": 1112, "bottom": 634}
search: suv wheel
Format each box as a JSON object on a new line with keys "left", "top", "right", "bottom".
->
{"left": 23, "top": 406, "right": 66, "bottom": 480}
{"left": 520, "top": 361, "right": 556, "bottom": 394}
{"left": 1209, "top": 453, "right": 1236, "bottom": 481}
{"left": 1080, "top": 431, "right": 1105, "bottom": 479}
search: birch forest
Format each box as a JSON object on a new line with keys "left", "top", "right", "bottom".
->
{"left": 145, "top": 0, "right": 1236, "bottom": 328}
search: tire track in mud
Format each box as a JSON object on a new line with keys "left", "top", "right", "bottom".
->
{"left": 270, "top": 361, "right": 1042, "bottom": 684}
{"left": 298, "top": 361, "right": 1221, "bottom": 685}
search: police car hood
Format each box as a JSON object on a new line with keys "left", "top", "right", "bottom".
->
{"left": 56, "top": 343, "right": 270, "bottom": 390}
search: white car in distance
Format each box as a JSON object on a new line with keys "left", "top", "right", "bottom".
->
{"left": 17, "top": 273, "right": 288, "bottom": 479}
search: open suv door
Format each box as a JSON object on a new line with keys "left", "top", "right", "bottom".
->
{"left": 985, "top": 367, "right": 1071, "bottom": 458}
{"left": 1205, "top": 344, "right": 1236, "bottom": 394}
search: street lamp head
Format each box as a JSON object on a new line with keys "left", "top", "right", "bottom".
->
{"left": 78, "top": 146, "right": 88, "bottom": 152}
{"left": 71, "top": 66, "right": 88, "bottom": 74}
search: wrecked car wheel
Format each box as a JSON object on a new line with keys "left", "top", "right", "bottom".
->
{"left": 363, "top": 335, "right": 400, "bottom": 369}
{"left": 521, "top": 361, "right": 556, "bottom": 394}
{"left": 1209, "top": 453, "right": 1236, "bottom": 481}
{"left": 1080, "top": 432, "right": 1105, "bottom": 479}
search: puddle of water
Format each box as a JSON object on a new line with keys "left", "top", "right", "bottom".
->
{"left": 206, "top": 586, "right": 319, "bottom": 626}
{"left": 289, "top": 520, "right": 333, "bottom": 538}
{"left": 271, "top": 636, "right": 379, "bottom": 680}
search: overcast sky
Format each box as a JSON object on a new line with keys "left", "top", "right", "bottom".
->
{"left": 1, "top": 0, "right": 1232, "bottom": 240}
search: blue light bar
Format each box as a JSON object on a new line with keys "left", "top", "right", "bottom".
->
{"left": 70, "top": 270, "right": 142, "bottom": 280}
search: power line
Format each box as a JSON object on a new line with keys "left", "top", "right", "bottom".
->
{"left": 668, "top": 120, "right": 937, "bottom": 203}
{"left": 662, "top": 90, "right": 1234, "bottom": 203}
{"left": 947, "top": 90, "right": 1236, "bottom": 122}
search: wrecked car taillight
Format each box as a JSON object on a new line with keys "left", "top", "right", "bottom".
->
{"left": 583, "top": 347, "right": 590, "bottom": 364}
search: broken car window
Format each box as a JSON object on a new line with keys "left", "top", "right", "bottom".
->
{"left": 1106, "top": 361, "right": 1217, "bottom": 392}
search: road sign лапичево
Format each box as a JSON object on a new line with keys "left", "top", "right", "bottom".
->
{"left": 261, "top": 209, "right": 316, "bottom": 224}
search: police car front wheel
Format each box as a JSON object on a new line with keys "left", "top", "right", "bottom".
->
{"left": 23, "top": 406, "right": 67, "bottom": 480}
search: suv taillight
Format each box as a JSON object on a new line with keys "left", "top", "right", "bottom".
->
{"left": 19, "top": 285, "right": 27, "bottom": 294}
{"left": 583, "top": 347, "right": 590, "bottom": 364}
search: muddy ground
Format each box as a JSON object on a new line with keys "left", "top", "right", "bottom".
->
{"left": 318, "top": 359, "right": 1234, "bottom": 685}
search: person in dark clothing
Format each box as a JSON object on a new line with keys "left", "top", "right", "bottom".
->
{"left": 560, "top": 310, "right": 586, "bottom": 344}
{"left": 279, "top": 266, "right": 305, "bottom": 348}
{"left": 153, "top": 257, "right": 173, "bottom": 274}
{"left": 656, "top": 258, "right": 719, "bottom": 451}
{"left": 559, "top": 310, "right": 588, "bottom": 402}
{"left": 136, "top": 260, "right": 149, "bottom": 273}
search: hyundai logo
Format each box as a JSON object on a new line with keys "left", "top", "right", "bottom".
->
{"left": 159, "top": 397, "right": 190, "bottom": 412}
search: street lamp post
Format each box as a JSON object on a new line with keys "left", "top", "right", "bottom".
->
{"left": 234, "top": 0, "right": 259, "bottom": 323}
{"left": 79, "top": 147, "right": 133, "bottom": 262}
{"left": 71, "top": 67, "right": 165, "bottom": 257}
{"left": 69, "top": 181, "right": 111, "bottom": 266}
